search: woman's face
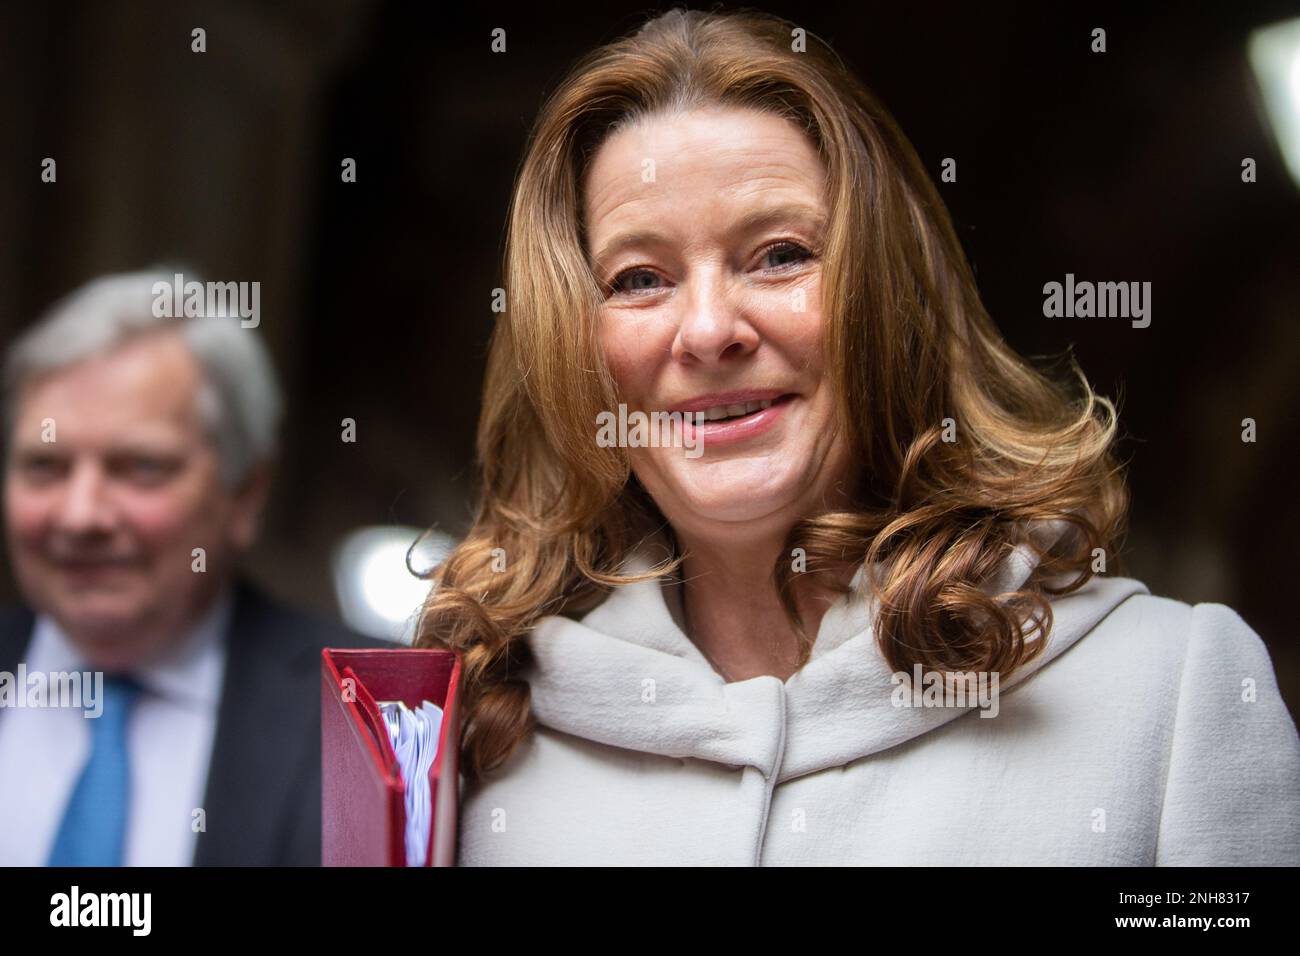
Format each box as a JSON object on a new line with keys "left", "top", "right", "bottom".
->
{"left": 584, "top": 105, "right": 852, "bottom": 536}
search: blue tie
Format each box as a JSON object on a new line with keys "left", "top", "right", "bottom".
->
{"left": 46, "top": 674, "right": 143, "bottom": 866}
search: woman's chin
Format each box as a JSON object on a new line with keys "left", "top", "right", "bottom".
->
{"left": 667, "top": 482, "right": 803, "bottom": 525}
{"left": 639, "top": 455, "right": 822, "bottom": 525}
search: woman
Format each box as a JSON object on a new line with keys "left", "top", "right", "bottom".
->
{"left": 416, "top": 9, "right": 1300, "bottom": 865}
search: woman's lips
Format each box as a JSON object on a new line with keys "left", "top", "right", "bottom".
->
{"left": 680, "top": 393, "right": 795, "bottom": 448}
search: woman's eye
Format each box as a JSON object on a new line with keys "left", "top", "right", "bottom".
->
{"left": 758, "top": 241, "right": 813, "bottom": 271}
{"left": 605, "top": 243, "right": 812, "bottom": 296}
{"left": 609, "top": 268, "right": 664, "bottom": 296}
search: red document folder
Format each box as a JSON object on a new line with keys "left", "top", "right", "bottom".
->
{"left": 321, "top": 647, "right": 463, "bottom": 866}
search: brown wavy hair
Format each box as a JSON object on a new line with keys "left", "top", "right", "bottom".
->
{"left": 414, "top": 7, "right": 1131, "bottom": 780}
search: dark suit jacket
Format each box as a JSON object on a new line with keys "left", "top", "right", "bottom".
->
{"left": 0, "top": 575, "right": 388, "bottom": 865}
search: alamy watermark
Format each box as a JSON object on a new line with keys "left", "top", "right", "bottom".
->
{"left": 151, "top": 272, "right": 260, "bottom": 327}
{"left": 596, "top": 403, "right": 706, "bottom": 458}
{"left": 0, "top": 665, "right": 104, "bottom": 717}
{"left": 1043, "top": 273, "right": 1151, "bottom": 328}
{"left": 890, "top": 664, "right": 1001, "bottom": 718}
{"left": 50, "top": 885, "right": 151, "bottom": 936}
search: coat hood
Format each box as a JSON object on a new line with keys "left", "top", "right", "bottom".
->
{"left": 522, "top": 520, "right": 1148, "bottom": 784}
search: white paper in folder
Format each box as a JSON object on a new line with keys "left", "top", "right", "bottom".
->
{"left": 378, "top": 699, "right": 444, "bottom": 866}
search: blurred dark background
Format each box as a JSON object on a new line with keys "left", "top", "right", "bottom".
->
{"left": 2, "top": 1, "right": 1297, "bottom": 706}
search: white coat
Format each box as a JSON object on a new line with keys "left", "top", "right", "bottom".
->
{"left": 456, "top": 523, "right": 1300, "bottom": 865}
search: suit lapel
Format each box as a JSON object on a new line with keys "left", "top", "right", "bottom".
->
{"left": 193, "top": 578, "right": 313, "bottom": 866}
{"left": 0, "top": 606, "right": 36, "bottom": 688}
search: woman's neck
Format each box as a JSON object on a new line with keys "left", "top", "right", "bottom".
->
{"left": 675, "top": 528, "right": 844, "bottom": 683}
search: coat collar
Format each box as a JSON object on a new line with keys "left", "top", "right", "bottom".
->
{"left": 524, "top": 522, "right": 1149, "bottom": 783}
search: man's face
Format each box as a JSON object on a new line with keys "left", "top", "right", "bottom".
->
{"left": 3, "top": 331, "right": 263, "bottom": 670}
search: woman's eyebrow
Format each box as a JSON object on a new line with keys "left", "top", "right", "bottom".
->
{"left": 591, "top": 202, "right": 827, "bottom": 266}
{"left": 591, "top": 229, "right": 668, "bottom": 267}
{"left": 732, "top": 202, "right": 827, "bottom": 238}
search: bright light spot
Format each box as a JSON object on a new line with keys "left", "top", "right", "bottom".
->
{"left": 360, "top": 539, "right": 431, "bottom": 624}
{"left": 332, "top": 525, "right": 455, "bottom": 643}
{"left": 1249, "top": 18, "right": 1300, "bottom": 188}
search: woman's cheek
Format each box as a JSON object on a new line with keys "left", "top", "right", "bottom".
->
{"left": 597, "top": 317, "right": 631, "bottom": 377}
{"left": 775, "top": 277, "right": 824, "bottom": 358}
{"left": 599, "top": 325, "right": 655, "bottom": 403}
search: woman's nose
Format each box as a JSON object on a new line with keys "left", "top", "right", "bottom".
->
{"left": 672, "top": 270, "right": 759, "bottom": 364}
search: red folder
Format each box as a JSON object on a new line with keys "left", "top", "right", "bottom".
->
{"left": 321, "top": 647, "right": 462, "bottom": 866}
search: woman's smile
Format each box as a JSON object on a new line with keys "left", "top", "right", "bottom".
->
{"left": 674, "top": 392, "right": 797, "bottom": 449}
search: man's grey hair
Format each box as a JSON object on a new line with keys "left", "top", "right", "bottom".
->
{"left": 2, "top": 269, "right": 283, "bottom": 488}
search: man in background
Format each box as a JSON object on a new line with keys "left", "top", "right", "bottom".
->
{"left": 0, "top": 269, "right": 385, "bottom": 866}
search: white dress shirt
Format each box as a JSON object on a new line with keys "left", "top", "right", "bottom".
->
{"left": 0, "top": 587, "right": 233, "bottom": 866}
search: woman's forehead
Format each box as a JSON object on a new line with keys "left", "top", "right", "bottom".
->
{"left": 583, "top": 107, "right": 826, "bottom": 236}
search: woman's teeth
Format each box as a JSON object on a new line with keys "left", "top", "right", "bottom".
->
{"left": 700, "top": 398, "right": 774, "bottom": 422}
